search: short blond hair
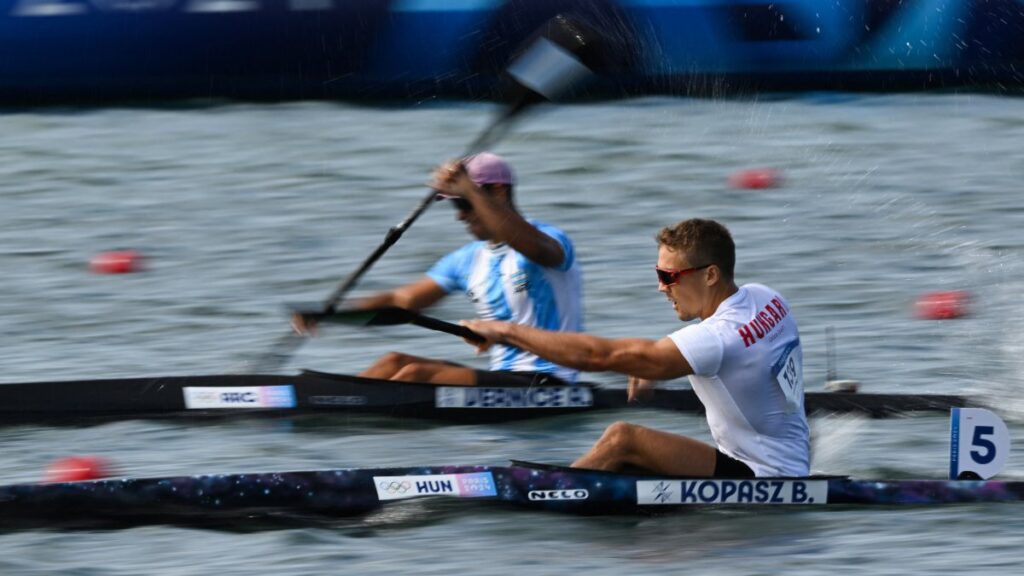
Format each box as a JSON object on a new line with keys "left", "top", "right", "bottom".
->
{"left": 656, "top": 219, "right": 735, "bottom": 280}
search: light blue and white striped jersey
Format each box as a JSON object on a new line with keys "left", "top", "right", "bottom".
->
{"left": 426, "top": 220, "right": 583, "bottom": 383}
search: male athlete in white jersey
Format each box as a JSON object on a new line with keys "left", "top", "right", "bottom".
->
{"left": 294, "top": 152, "right": 583, "bottom": 386}
{"left": 463, "top": 218, "right": 809, "bottom": 478}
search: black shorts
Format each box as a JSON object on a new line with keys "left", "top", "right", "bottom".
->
{"left": 473, "top": 370, "right": 569, "bottom": 387}
{"left": 713, "top": 450, "right": 755, "bottom": 478}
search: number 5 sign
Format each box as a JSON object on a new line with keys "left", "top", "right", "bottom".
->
{"left": 949, "top": 408, "right": 1010, "bottom": 480}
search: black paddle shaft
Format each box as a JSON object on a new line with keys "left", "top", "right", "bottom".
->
{"left": 406, "top": 312, "right": 486, "bottom": 344}
{"left": 296, "top": 306, "right": 487, "bottom": 345}
{"left": 322, "top": 190, "right": 437, "bottom": 314}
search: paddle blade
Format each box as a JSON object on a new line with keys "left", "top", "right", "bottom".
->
{"left": 467, "top": 14, "right": 612, "bottom": 152}
{"left": 506, "top": 21, "right": 595, "bottom": 102}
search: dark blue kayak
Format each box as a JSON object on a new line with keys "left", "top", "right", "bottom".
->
{"left": 1, "top": 462, "right": 1021, "bottom": 530}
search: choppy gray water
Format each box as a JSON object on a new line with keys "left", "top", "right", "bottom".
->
{"left": 1, "top": 95, "right": 1023, "bottom": 574}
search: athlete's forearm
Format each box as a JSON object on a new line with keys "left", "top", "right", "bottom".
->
{"left": 469, "top": 320, "right": 690, "bottom": 380}
{"left": 493, "top": 323, "right": 664, "bottom": 377}
{"left": 353, "top": 292, "right": 398, "bottom": 310}
{"left": 495, "top": 323, "right": 609, "bottom": 371}
{"left": 468, "top": 190, "right": 564, "bottom": 268}
{"left": 354, "top": 278, "right": 446, "bottom": 312}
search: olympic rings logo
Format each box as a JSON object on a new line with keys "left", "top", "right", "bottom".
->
{"left": 378, "top": 480, "right": 412, "bottom": 494}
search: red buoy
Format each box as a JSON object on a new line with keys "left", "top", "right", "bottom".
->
{"left": 914, "top": 290, "right": 971, "bottom": 320}
{"left": 729, "top": 168, "right": 782, "bottom": 190}
{"left": 45, "top": 456, "right": 113, "bottom": 483}
{"left": 90, "top": 250, "right": 144, "bottom": 274}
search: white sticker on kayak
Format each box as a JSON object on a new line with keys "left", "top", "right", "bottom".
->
{"left": 435, "top": 386, "right": 593, "bottom": 409}
{"left": 374, "top": 472, "right": 497, "bottom": 501}
{"left": 637, "top": 479, "right": 828, "bottom": 505}
{"left": 183, "top": 385, "right": 296, "bottom": 409}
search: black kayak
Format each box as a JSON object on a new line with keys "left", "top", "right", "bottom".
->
{"left": 0, "top": 368, "right": 974, "bottom": 426}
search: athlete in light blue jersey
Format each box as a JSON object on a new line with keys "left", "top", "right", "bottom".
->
{"left": 425, "top": 218, "right": 582, "bottom": 383}
{"left": 298, "top": 152, "right": 583, "bottom": 386}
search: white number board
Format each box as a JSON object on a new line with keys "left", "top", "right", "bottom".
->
{"left": 949, "top": 407, "right": 1010, "bottom": 480}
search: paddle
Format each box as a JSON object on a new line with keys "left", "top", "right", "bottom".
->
{"left": 292, "top": 306, "right": 486, "bottom": 344}
{"left": 248, "top": 15, "right": 604, "bottom": 372}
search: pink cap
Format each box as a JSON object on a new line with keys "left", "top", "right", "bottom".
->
{"left": 464, "top": 152, "right": 515, "bottom": 186}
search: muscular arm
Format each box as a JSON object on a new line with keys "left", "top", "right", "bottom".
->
{"left": 354, "top": 277, "right": 447, "bottom": 311}
{"left": 437, "top": 164, "right": 565, "bottom": 268}
{"left": 293, "top": 277, "right": 447, "bottom": 335}
{"left": 466, "top": 187, "right": 565, "bottom": 268}
{"left": 465, "top": 320, "right": 693, "bottom": 381}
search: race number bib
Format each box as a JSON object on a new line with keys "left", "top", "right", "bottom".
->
{"left": 773, "top": 341, "right": 803, "bottom": 413}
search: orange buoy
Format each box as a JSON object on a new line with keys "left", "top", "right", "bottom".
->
{"left": 90, "top": 250, "right": 144, "bottom": 274}
{"left": 45, "top": 456, "right": 113, "bottom": 483}
{"left": 728, "top": 168, "right": 782, "bottom": 190}
{"left": 914, "top": 290, "right": 971, "bottom": 320}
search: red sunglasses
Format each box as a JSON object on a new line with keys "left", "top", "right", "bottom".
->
{"left": 655, "top": 264, "right": 710, "bottom": 286}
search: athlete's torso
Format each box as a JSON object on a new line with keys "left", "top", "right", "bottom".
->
{"left": 427, "top": 220, "right": 583, "bottom": 382}
{"left": 669, "top": 283, "right": 810, "bottom": 476}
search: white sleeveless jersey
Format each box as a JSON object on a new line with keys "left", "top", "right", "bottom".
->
{"left": 668, "top": 284, "right": 810, "bottom": 477}
{"left": 427, "top": 220, "right": 583, "bottom": 383}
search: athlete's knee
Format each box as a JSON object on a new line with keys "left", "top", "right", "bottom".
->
{"left": 361, "top": 352, "right": 417, "bottom": 379}
{"left": 392, "top": 362, "right": 432, "bottom": 382}
{"left": 377, "top": 351, "right": 416, "bottom": 369}
{"left": 599, "top": 421, "right": 640, "bottom": 450}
